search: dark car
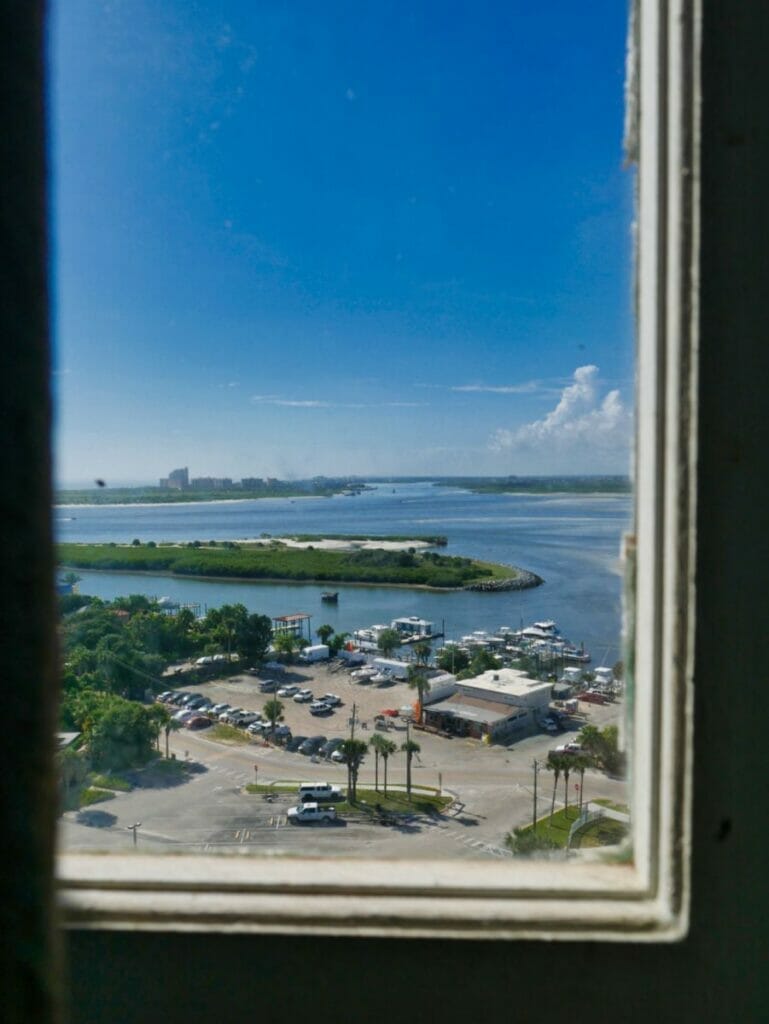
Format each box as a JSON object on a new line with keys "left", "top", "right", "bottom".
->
{"left": 286, "top": 735, "right": 308, "bottom": 753}
{"left": 185, "top": 715, "right": 212, "bottom": 730}
{"left": 320, "top": 738, "right": 344, "bottom": 759}
{"left": 298, "top": 736, "right": 327, "bottom": 756}
{"left": 169, "top": 692, "right": 191, "bottom": 705}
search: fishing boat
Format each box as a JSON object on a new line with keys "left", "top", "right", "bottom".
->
{"left": 321, "top": 591, "right": 339, "bottom": 603}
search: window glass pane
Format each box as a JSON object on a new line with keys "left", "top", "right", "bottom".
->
{"left": 52, "top": 1, "right": 633, "bottom": 863}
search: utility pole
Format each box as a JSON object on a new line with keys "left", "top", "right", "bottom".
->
{"left": 350, "top": 702, "right": 356, "bottom": 740}
{"left": 532, "top": 759, "right": 540, "bottom": 833}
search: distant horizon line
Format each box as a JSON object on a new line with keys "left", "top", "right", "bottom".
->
{"left": 56, "top": 472, "right": 632, "bottom": 492}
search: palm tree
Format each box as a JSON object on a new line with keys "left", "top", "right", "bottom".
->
{"left": 262, "top": 698, "right": 284, "bottom": 739}
{"left": 164, "top": 716, "right": 181, "bottom": 759}
{"left": 378, "top": 738, "right": 397, "bottom": 796}
{"left": 573, "top": 754, "right": 593, "bottom": 813}
{"left": 546, "top": 753, "right": 566, "bottom": 825}
{"left": 369, "top": 732, "right": 390, "bottom": 792}
{"left": 577, "top": 724, "right": 602, "bottom": 760}
{"left": 412, "top": 641, "right": 431, "bottom": 666}
{"left": 316, "top": 624, "right": 334, "bottom": 645}
{"left": 562, "top": 757, "right": 572, "bottom": 817}
{"left": 401, "top": 738, "right": 421, "bottom": 800}
{"left": 339, "top": 738, "right": 368, "bottom": 802}
{"left": 406, "top": 665, "right": 431, "bottom": 724}
{"left": 147, "top": 702, "right": 170, "bottom": 752}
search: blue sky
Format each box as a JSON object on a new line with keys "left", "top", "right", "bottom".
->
{"left": 50, "top": 1, "right": 633, "bottom": 486}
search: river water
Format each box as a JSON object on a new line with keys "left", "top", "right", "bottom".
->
{"left": 56, "top": 482, "right": 632, "bottom": 665}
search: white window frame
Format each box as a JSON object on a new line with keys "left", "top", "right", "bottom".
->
{"left": 57, "top": 0, "right": 698, "bottom": 941}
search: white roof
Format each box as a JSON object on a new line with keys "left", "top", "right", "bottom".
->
{"left": 460, "top": 667, "right": 552, "bottom": 706}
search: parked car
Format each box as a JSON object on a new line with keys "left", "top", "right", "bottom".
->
{"left": 297, "top": 782, "right": 342, "bottom": 802}
{"left": 247, "top": 721, "right": 266, "bottom": 735}
{"left": 210, "top": 703, "right": 231, "bottom": 715}
{"left": 287, "top": 802, "right": 337, "bottom": 824}
{"left": 277, "top": 684, "right": 300, "bottom": 697}
{"left": 219, "top": 708, "right": 244, "bottom": 723}
{"left": 319, "top": 693, "right": 342, "bottom": 707}
{"left": 293, "top": 689, "right": 313, "bottom": 703}
{"left": 173, "top": 709, "right": 196, "bottom": 723}
{"left": 259, "top": 679, "right": 278, "bottom": 693}
{"left": 185, "top": 715, "right": 211, "bottom": 730}
{"left": 237, "top": 713, "right": 260, "bottom": 726}
{"left": 555, "top": 742, "right": 583, "bottom": 755}
{"left": 156, "top": 691, "right": 174, "bottom": 703}
{"left": 272, "top": 724, "right": 292, "bottom": 739}
{"left": 309, "top": 701, "right": 332, "bottom": 716}
{"left": 286, "top": 735, "right": 308, "bottom": 753}
{"left": 169, "top": 692, "right": 191, "bottom": 705}
{"left": 330, "top": 747, "right": 350, "bottom": 764}
{"left": 298, "top": 736, "right": 327, "bottom": 756}
{"left": 320, "top": 738, "right": 344, "bottom": 759}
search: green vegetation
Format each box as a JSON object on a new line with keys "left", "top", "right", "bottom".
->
{"left": 56, "top": 478, "right": 367, "bottom": 505}
{"left": 593, "top": 798, "right": 629, "bottom": 814}
{"left": 571, "top": 817, "right": 629, "bottom": 849}
{"left": 79, "top": 787, "right": 116, "bottom": 807}
{"left": 58, "top": 541, "right": 515, "bottom": 589}
{"left": 57, "top": 593, "right": 273, "bottom": 792}
{"left": 578, "top": 724, "right": 626, "bottom": 776}
{"left": 209, "top": 723, "right": 252, "bottom": 744}
{"left": 434, "top": 475, "right": 631, "bottom": 495}
{"left": 88, "top": 772, "right": 133, "bottom": 792}
{"left": 508, "top": 807, "right": 581, "bottom": 852}
{"left": 338, "top": 787, "right": 450, "bottom": 817}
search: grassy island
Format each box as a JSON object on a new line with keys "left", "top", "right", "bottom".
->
{"left": 433, "top": 475, "right": 631, "bottom": 495}
{"left": 57, "top": 540, "right": 524, "bottom": 590}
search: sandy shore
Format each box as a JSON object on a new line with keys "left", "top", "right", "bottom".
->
{"left": 232, "top": 537, "right": 432, "bottom": 552}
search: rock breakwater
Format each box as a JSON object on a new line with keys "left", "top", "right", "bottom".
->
{"left": 464, "top": 569, "right": 543, "bottom": 592}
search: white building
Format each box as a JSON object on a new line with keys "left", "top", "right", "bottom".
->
{"left": 424, "top": 667, "right": 551, "bottom": 741}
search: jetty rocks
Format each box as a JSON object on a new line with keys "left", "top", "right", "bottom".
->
{"left": 464, "top": 569, "right": 543, "bottom": 592}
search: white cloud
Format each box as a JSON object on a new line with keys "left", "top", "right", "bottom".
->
{"left": 452, "top": 381, "right": 541, "bottom": 395}
{"left": 250, "top": 395, "right": 427, "bottom": 410}
{"left": 489, "top": 365, "right": 632, "bottom": 462}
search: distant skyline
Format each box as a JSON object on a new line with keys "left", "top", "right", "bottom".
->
{"left": 51, "top": 1, "right": 633, "bottom": 486}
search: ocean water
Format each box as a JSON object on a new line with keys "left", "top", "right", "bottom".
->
{"left": 56, "top": 482, "right": 632, "bottom": 664}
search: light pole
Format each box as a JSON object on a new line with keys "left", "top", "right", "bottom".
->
{"left": 532, "top": 760, "right": 541, "bottom": 833}
{"left": 127, "top": 822, "right": 142, "bottom": 847}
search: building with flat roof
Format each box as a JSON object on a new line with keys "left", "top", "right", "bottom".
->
{"left": 423, "top": 666, "right": 551, "bottom": 741}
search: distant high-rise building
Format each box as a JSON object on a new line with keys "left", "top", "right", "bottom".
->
{"left": 159, "top": 467, "right": 189, "bottom": 490}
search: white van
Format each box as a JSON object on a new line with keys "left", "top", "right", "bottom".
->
{"left": 297, "top": 782, "right": 342, "bottom": 802}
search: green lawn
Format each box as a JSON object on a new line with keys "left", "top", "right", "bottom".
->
{"left": 88, "top": 772, "right": 133, "bottom": 792}
{"left": 79, "top": 787, "right": 116, "bottom": 806}
{"left": 337, "top": 787, "right": 451, "bottom": 817}
{"left": 515, "top": 806, "right": 582, "bottom": 848}
{"left": 571, "top": 818, "right": 629, "bottom": 849}
{"left": 210, "top": 723, "right": 252, "bottom": 744}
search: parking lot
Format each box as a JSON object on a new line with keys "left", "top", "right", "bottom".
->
{"left": 60, "top": 660, "right": 627, "bottom": 859}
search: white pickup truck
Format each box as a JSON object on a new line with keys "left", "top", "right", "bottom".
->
{"left": 287, "top": 802, "right": 337, "bottom": 824}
